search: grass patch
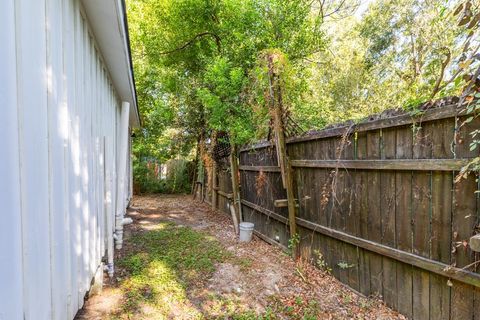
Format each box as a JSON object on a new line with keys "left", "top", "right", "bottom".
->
{"left": 110, "top": 222, "right": 231, "bottom": 319}
{"left": 236, "top": 257, "right": 253, "bottom": 271}
{"left": 108, "top": 221, "right": 325, "bottom": 319}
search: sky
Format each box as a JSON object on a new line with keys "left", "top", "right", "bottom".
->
{"left": 355, "top": 0, "right": 375, "bottom": 18}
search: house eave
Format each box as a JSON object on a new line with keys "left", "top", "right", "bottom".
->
{"left": 81, "top": 0, "right": 140, "bottom": 127}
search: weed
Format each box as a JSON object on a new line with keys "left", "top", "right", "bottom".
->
{"left": 313, "top": 249, "right": 331, "bottom": 273}
{"left": 360, "top": 298, "right": 373, "bottom": 309}
{"left": 288, "top": 233, "right": 300, "bottom": 254}
{"left": 236, "top": 257, "right": 253, "bottom": 271}
{"left": 342, "top": 293, "right": 352, "bottom": 304}
{"left": 295, "top": 297, "right": 303, "bottom": 305}
{"left": 337, "top": 261, "right": 355, "bottom": 270}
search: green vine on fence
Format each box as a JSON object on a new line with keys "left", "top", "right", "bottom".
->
{"left": 449, "top": 1, "right": 480, "bottom": 183}
{"left": 457, "top": 96, "right": 480, "bottom": 182}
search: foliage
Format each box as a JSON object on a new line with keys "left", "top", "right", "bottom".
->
{"left": 305, "top": 0, "right": 478, "bottom": 127}
{"left": 127, "top": 0, "right": 480, "bottom": 192}
{"left": 466, "top": 96, "right": 480, "bottom": 151}
{"left": 133, "top": 157, "right": 194, "bottom": 194}
{"left": 447, "top": 0, "right": 480, "bottom": 181}
{"left": 313, "top": 249, "right": 331, "bottom": 273}
{"left": 287, "top": 232, "right": 300, "bottom": 251}
{"left": 337, "top": 261, "right": 355, "bottom": 270}
{"left": 127, "top": 0, "right": 353, "bottom": 188}
{"left": 196, "top": 57, "right": 254, "bottom": 144}
{"left": 456, "top": 99, "right": 480, "bottom": 181}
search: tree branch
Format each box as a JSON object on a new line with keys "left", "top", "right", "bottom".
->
{"left": 159, "top": 32, "right": 221, "bottom": 55}
{"left": 430, "top": 48, "right": 451, "bottom": 99}
{"left": 436, "top": 41, "right": 480, "bottom": 94}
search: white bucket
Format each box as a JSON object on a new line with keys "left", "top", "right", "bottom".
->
{"left": 239, "top": 222, "right": 254, "bottom": 242}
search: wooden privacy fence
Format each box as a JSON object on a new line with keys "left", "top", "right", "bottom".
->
{"left": 207, "top": 103, "right": 480, "bottom": 319}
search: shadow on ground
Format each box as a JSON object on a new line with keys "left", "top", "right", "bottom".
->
{"left": 75, "top": 194, "right": 405, "bottom": 320}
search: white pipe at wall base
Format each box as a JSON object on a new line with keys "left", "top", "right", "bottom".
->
{"left": 107, "top": 205, "right": 114, "bottom": 276}
{"left": 122, "top": 217, "right": 133, "bottom": 225}
{"left": 114, "top": 101, "right": 130, "bottom": 250}
{"left": 107, "top": 264, "right": 114, "bottom": 278}
{"left": 104, "top": 263, "right": 114, "bottom": 277}
{"left": 129, "top": 136, "right": 133, "bottom": 201}
{"left": 114, "top": 219, "right": 132, "bottom": 250}
{"left": 115, "top": 215, "right": 124, "bottom": 250}
{"left": 104, "top": 136, "right": 115, "bottom": 278}
{"left": 107, "top": 211, "right": 114, "bottom": 276}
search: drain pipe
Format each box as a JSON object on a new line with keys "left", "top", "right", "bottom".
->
{"left": 106, "top": 156, "right": 115, "bottom": 277}
{"left": 102, "top": 135, "right": 116, "bottom": 277}
{"left": 115, "top": 101, "right": 130, "bottom": 250}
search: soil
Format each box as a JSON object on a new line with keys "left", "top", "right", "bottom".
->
{"left": 75, "top": 194, "right": 406, "bottom": 320}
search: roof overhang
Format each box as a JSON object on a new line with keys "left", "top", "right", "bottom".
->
{"left": 81, "top": 0, "right": 140, "bottom": 128}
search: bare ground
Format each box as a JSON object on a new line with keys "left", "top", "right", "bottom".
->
{"left": 75, "top": 194, "right": 405, "bottom": 320}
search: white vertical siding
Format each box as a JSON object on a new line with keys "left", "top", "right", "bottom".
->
{"left": 0, "top": 0, "right": 134, "bottom": 319}
{"left": 0, "top": 1, "right": 24, "bottom": 319}
{"left": 46, "top": 0, "right": 70, "bottom": 318}
{"left": 15, "top": 0, "right": 53, "bottom": 318}
{"left": 63, "top": 0, "right": 79, "bottom": 317}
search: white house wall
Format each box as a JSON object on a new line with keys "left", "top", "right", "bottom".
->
{"left": 0, "top": 1, "right": 24, "bottom": 319}
{"left": 0, "top": 0, "right": 134, "bottom": 319}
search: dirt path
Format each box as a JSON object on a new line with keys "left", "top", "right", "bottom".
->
{"left": 76, "top": 194, "right": 405, "bottom": 320}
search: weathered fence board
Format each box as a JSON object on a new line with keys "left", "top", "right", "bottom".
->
{"left": 231, "top": 106, "right": 480, "bottom": 320}
{"left": 450, "top": 116, "right": 479, "bottom": 319}
{"left": 380, "top": 127, "right": 397, "bottom": 310}
{"left": 290, "top": 159, "right": 469, "bottom": 171}
{"left": 429, "top": 118, "right": 453, "bottom": 319}
{"left": 201, "top": 105, "right": 480, "bottom": 320}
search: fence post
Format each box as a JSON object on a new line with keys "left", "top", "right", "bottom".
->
{"left": 212, "top": 161, "right": 218, "bottom": 210}
{"left": 272, "top": 105, "right": 297, "bottom": 242}
{"left": 229, "top": 143, "right": 241, "bottom": 234}
{"left": 267, "top": 53, "right": 297, "bottom": 245}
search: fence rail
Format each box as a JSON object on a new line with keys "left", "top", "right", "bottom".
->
{"left": 208, "top": 104, "right": 480, "bottom": 319}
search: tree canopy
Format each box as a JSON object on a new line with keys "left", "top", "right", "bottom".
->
{"left": 127, "top": 0, "right": 480, "bottom": 191}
